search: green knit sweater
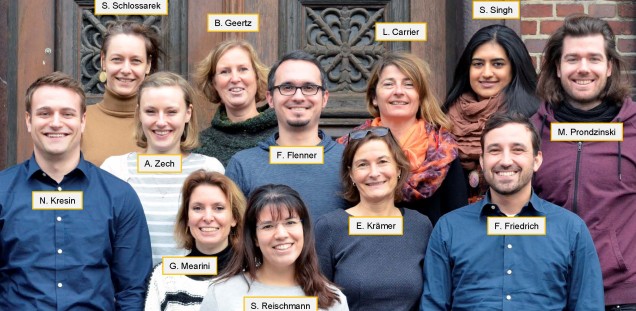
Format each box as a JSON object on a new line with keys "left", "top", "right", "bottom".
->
{"left": 194, "top": 104, "right": 278, "bottom": 166}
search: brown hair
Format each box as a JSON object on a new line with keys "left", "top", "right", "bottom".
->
{"left": 194, "top": 40, "right": 269, "bottom": 104}
{"left": 481, "top": 112, "right": 541, "bottom": 156}
{"left": 219, "top": 184, "right": 341, "bottom": 308}
{"left": 100, "top": 20, "right": 163, "bottom": 74}
{"left": 366, "top": 52, "right": 452, "bottom": 130}
{"left": 537, "top": 14, "right": 631, "bottom": 107}
{"left": 135, "top": 71, "right": 200, "bottom": 151}
{"left": 174, "top": 170, "right": 246, "bottom": 250}
{"left": 341, "top": 129, "right": 411, "bottom": 204}
{"left": 25, "top": 72, "right": 86, "bottom": 114}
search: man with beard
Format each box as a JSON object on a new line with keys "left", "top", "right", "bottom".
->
{"left": 225, "top": 50, "right": 347, "bottom": 221}
{"left": 420, "top": 113, "right": 603, "bottom": 310}
{"left": 531, "top": 15, "right": 636, "bottom": 310}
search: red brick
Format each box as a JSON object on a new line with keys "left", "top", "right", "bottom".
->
{"left": 524, "top": 39, "right": 548, "bottom": 54}
{"left": 531, "top": 56, "right": 540, "bottom": 70}
{"left": 624, "top": 56, "right": 636, "bottom": 71}
{"left": 618, "top": 38, "right": 636, "bottom": 53}
{"left": 608, "top": 21, "right": 634, "bottom": 35}
{"left": 540, "top": 20, "right": 564, "bottom": 35}
{"left": 556, "top": 4, "right": 584, "bottom": 17}
{"left": 589, "top": 4, "right": 617, "bottom": 18}
{"left": 521, "top": 21, "right": 537, "bottom": 35}
{"left": 521, "top": 4, "right": 553, "bottom": 18}
{"left": 618, "top": 4, "right": 636, "bottom": 18}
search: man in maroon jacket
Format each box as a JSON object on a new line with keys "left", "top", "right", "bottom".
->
{"left": 531, "top": 14, "right": 636, "bottom": 310}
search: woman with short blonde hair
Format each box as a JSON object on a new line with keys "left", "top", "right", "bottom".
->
{"left": 192, "top": 40, "right": 278, "bottom": 165}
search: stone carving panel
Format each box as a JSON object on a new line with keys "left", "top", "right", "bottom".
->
{"left": 304, "top": 6, "right": 386, "bottom": 93}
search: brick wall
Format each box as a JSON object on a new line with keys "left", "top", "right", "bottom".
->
{"left": 520, "top": 1, "right": 636, "bottom": 97}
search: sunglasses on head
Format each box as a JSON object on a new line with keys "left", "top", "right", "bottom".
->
{"left": 348, "top": 127, "right": 391, "bottom": 141}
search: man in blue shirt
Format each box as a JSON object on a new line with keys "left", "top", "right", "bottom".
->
{"left": 0, "top": 72, "right": 152, "bottom": 310}
{"left": 421, "top": 113, "right": 603, "bottom": 310}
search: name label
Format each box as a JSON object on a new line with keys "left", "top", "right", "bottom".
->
{"left": 32, "top": 191, "right": 83, "bottom": 210}
{"left": 349, "top": 216, "right": 404, "bottom": 236}
{"left": 375, "top": 23, "right": 427, "bottom": 41}
{"left": 244, "top": 296, "right": 318, "bottom": 311}
{"left": 473, "top": 1, "right": 520, "bottom": 19}
{"left": 487, "top": 217, "right": 546, "bottom": 235}
{"left": 269, "top": 147, "right": 324, "bottom": 164}
{"left": 550, "top": 122, "right": 623, "bottom": 142}
{"left": 207, "top": 14, "right": 259, "bottom": 32}
{"left": 162, "top": 256, "right": 218, "bottom": 275}
{"left": 137, "top": 154, "right": 182, "bottom": 173}
{"left": 94, "top": 0, "right": 168, "bottom": 15}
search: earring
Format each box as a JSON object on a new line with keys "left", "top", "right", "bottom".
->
{"left": 98, "top": 71, "right": 107, "bottom": 83}
{"left": 352, "top": 182, "right": 356, "bottom": 187}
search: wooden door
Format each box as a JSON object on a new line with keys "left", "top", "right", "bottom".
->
{"left": 1, "top": 0, "right": 451, "bottom": 167}
{"left": 188, "top": 0, "right": 450, "bottom": 137}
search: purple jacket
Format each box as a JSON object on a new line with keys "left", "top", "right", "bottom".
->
{"left": 531, "top": 97, "right": 636, "bottom": 305}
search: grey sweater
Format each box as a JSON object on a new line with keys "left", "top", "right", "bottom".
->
{"left": 225, "top": 130, "right": 348, "bottom": 221}
{"left": 200, "top": 274, "right": 349, "bottom": 311}
{"left": 315, "top": 208, "right": 432, "bottom": 311}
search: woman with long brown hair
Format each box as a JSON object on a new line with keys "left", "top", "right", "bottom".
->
{"left": 200, "top": 184, "right": 348, "bottom": 310}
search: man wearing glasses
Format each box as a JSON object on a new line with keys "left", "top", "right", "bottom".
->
{"left": 226, "top": 50, "right": 348, "bottom": 221}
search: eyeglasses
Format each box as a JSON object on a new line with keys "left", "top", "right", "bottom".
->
{"left": 256, "top": 218, "right": 303, "bottom": 232}
{"left": 272, "top": 84, "right": 323, "bottom": 96}
{"left": 348, "top": 127, "right": 391, "bottom": 141}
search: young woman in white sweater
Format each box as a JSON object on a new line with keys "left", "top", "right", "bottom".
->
{"left": 101, "top": 72, "right": 224, "bottom": 264}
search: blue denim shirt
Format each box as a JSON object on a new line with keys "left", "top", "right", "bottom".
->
{"left": 421, "top": 191, "right": 604, "bottom": 311}
{"left": 0, "top": 155, "right": 152, "bottom": 310}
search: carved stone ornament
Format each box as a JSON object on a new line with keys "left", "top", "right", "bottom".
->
{"left": 304, "top": 6, "right": 386, "bottom": 93}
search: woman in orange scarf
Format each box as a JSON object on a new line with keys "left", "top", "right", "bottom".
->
{"left": 338, "top": 52, "right": 467, "bottom": 225}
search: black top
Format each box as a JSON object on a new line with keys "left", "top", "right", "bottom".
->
{"left": 400, "top": 158, "right": 468, "bottom": 225}
{"left": 186, "top": 244, "right": 233, "bottom": 281}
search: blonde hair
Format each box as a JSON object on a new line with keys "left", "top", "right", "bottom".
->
{"left": 194, "top": 40, "right": 269, "bottom": 104}
{"left": 135, "top": 71, "right": 200, "bottom": 151}
{"left": 366, "top": 52, "right": 452, "bottom": 130}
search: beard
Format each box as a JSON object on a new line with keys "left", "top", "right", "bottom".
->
{"left": 485, "top": 166, "right": 533, "bottom": 197}
{"left": 287, "top": 119, "right": 311, "bottom": 127}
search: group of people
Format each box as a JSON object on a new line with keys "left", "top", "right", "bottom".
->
{"left": 0, "top": 13, "right": 634, "bottom": 311}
